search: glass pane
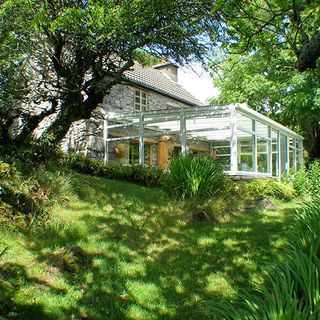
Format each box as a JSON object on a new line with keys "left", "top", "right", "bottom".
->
{"left": 238, "top": 131, "right": 253, "bottom": 172}
{"left": 256, "top": 121, "right": 268, "bottom": 139}
{"left": 289, "top": 138, "right": 296, "bottom": 169}
{"left": 108, "top": 139, "right": 129, "bottom": 165}
{"left": 141, "top": 92, "right": 147, "bottom": 98}
{"left": 213, "top": 140, "right": 231, "bottom": 171}
{"left": 129, "top": 143, "right": 139, "bottom": 165}
{"left": 256, "top": 123, "right": 268, "bottom": 174}
{"left": 257, "top": 138, "right": 268, "bottom": 173}
{"left": 237, "top": 113, "right": 252, "bottom": 132}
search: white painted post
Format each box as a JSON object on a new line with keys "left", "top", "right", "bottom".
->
{"left": 292, "top": 138, "right": 296, "bottom": 169}
{"left": 230, "top": 106, "right": 238, "bottom": 175}
{"left": 285, "top": 135, "right": 289, "bottom": 174}
{"left": 139, "top": 113, "right": 144, "bottom": 165}
{"left": 267, "top": 126, "right": 272, "bottom": 174}
{"left": 277, "top": 131, "right": 281, "bottom": 181}
{"left": 252, "top": 119, "right": 257, "bottom": 173}
{"left": 104, "top": 118, "right": 109, "bottom": 164}
{"left": 180, "top": 110, "right": 187, "bottom": 156}
{"left": 298, "top": 140, "right": 303, "bottom": 169}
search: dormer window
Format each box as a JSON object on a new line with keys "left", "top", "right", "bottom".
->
{"left": 134, "top": 89, "right": 148, "bottom": 111}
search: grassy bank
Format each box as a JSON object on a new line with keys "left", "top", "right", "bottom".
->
{"left": 0, "top": 170, "right": 300, "bottom": 320}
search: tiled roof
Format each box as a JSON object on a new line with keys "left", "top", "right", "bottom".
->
{"left": 124, "top": 63, "right": 204, "bottom": 106}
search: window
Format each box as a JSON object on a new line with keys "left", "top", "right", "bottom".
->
{"left": 129, "top": 142, "right": 151, "bottom": 165}
{"left": 134, "top": 89, "right": 148, "bottom": 111}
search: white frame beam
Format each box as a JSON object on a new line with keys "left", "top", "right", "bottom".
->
{"left": 230, "top": 106, "right": 238, "bottom": 174}
{"left": 103, "top": 104, "right": 303, "bottom": 179}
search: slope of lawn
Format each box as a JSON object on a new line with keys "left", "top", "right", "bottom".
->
{"left": 0, "top": 172, "right": 299, "bottom": 320}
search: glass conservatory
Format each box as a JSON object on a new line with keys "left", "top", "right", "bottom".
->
{"left": 103, "top": 104, "right": 303, "bottom": 178}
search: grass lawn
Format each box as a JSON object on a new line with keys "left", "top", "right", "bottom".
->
{"left": 0, "top": 172, "right": 300, "bottom": 320}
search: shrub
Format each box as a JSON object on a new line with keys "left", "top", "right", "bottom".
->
{"left": 0, "top": 162, "right": 47, "bottom": 229}
{"left": 203, "top": 198, "right": 320, "bottom": 320}
{"left": 245, "top": 178, "right": 295, "bottom": 201}
{"left": 164, "top": 155, "right": 227, "bottom": 200}
{"left": 60, "top": 153, "right": 166, "bottom": 187}
{"left": 283, "top": 161, "right": 320, "bottom": 197}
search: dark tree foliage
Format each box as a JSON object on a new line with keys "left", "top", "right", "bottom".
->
{"left": 0, "top": 0, "right": 219, "bottom": 152}
{"left": 212, "top": 0, "right": 320, "bottom": 72}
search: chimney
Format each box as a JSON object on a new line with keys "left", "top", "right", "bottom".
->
{"left": 153, "top": 57, "right": 179, "bottom": 82}
{"left": 161, "top": 54, "right": 168, "bottom": 64}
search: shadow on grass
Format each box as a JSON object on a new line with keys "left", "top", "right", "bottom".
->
{"left": 11, "top": 174, "right": 297, "bottom": 320}
{"left": 0, "top": 262, "right": 64, "bottom": 319}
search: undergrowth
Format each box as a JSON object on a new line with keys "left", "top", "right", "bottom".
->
{"left": 0, "top": 159, "right": 76, "bottom": 230}
{"left": 204, "top": 198, "right": 320, "bottom": 320}
{"left": 283, "top": 161, "right": 320, "bottom": 197}
{"left": 0, "top": 170, "right": 299, "bottom": 320}
{"left": 60, "top": 153, "right": 166, "bottom": 187}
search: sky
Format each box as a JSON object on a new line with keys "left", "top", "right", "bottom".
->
{"left": 178, "top": 63, "right": 220, "bottom": 104}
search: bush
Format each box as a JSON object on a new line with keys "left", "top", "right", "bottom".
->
{"left": 164, "top": 155, "right": 228, "bottom": 200}
{"left": 203, "top": 199, "right": 320, "bottom": 320}
{"left": 283, "top": 161, "right": 320, "bottom": 197}
{"left": 60, "top": 153, "right": 166, "bottom": 187}
{"left": 0, "top": 162, "right": 47, "bottom": 229}
{"left": 245, "top": 178, "right": 295, "bottom": 201}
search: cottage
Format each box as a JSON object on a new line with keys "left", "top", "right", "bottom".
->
{"left": 63, "top": 60, "right": 204, "bottom": 165}
{"left": 63, "top": 61, "right": 303, "bottom": 178}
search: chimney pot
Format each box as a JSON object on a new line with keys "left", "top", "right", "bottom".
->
{"left": 161, "top": 54, "right": 168, "bottom": 64}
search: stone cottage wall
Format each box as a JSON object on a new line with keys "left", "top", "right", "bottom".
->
{"left": 63, "top": 83, "right": 192, "bottom": 162}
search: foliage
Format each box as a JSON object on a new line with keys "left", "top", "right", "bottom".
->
{"left": 164, "top": 155, "right": 228, "bottom": 200}
{"left": 0, "top": 170, "right": 298, "bottom": 319}
{"left": 212, "top": 0, "right": 320, "bottom": 72}
{"left": 210, "top": 0, "right": 320, "bottom": 159}
{"left": 0, "top": 158, "right": 77, "bottom": 228}
{"left": 0, "top": 162, "right": 46, "bottom": 229}
{"left": 244, "top": 178, "right": 296, "bottom": 202}
{"left": 204, "top": 198, "right": 320, "bottom": 320}
{"left": 60, "top": 153, "right": 167, "bottom": 187}
{"left": 0, "top": 0, "right": 219, "bottom": 152}
{"left": 210, "top": 50, "right": 320, "bottom": 159}
{"left": 283, "top": 161, "right": 320, "bottom": 197}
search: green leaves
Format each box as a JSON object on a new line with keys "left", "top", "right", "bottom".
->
{"left": 164, "top": 155, "right": 227, "bottom": 200}
{"left": 205, "top": 198, "right": 320, "bottom": 319}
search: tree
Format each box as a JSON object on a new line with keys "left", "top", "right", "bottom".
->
{"left": 210, "top": 50, "right": 320, "bottom": 159}
{"left": 212, "top": 0, "right": 320, "bottom": 72}
{"left": 208, "top": 0, "right": 320, "bottom": 159}
{"left": 0, "top": 0, "right": 219, "bottom": 153}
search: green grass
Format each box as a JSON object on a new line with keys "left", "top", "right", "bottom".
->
{"left": 0, "top": 172, "right": 300, "bottom": 320}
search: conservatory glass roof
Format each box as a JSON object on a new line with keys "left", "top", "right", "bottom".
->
{"left": 104, "top": 103, "right": 303, "bottom": 178}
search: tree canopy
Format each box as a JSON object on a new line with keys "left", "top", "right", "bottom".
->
{"left": 0, "top": 0, "right": 219, "bottom": 151}
{"left": 212, "top": 0, "right": 320, "bottom": 71}
{"left": 210, "top": 49, "right": 320, "bottom": 159}
{"left": 209, "top": 0, "right": 320, "bottom": 160}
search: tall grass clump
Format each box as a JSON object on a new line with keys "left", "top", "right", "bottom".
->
{"left": 203, "top": 198, "right": 320, "bottom": 320}
{"left": 284, "top": 161, "right": 320, "bottom": 197}
{"left": 0, "top": 161, "right": 47, "bottom": 229}
{"left": 164, "top": 155, "right": 227, "bottom": 200}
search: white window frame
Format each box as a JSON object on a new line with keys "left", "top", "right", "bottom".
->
{"left": 134, "top": 89, "right": 148, "bottom": 111}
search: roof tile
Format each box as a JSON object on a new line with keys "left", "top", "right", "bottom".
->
{"left": 124, "top": 63, "right": 204, "bottom": 106}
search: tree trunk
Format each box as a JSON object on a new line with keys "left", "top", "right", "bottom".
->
{"left": 41, "top": 91, "right": 105, "bottom": 144}
{"left": 305, "top": 124, "right": 320, "bottom": 161}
